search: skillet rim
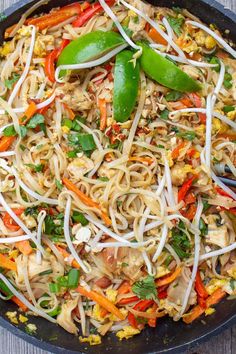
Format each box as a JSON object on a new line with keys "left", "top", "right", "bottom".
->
{"left": 0, "top": 0, "right": 235, "bottom": 353}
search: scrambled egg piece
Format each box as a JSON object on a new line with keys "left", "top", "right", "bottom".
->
{"left": 9, "top": 250, "right": 19, "bottom": 259}
{"left": 109, "top": 308, "right": 128, "bottom": 322}
{"left": 17, "top": 26, "right": 32, "bottom": 37}
{"left": 19, "top": 314, "right": 28, "bottom": 323}
{"left": 212, "top": 118, "right": 227, "bottom": 134}
{"left": 116, "top": 326, "right": 140, "bottom": 340}
{"left": 6, "top": 311, "right": 18, "bottom": 324}
{"left": 195, "top": 124, "right": 206, "bottom": 135}
{"left": 92, "top": 304, "right": 105, "bottom": 322}
{"left": 205, "top": 307, "right": 215, "bottom": 316}
{"left": 0, "top": 42, "right": 12, "bottom": 56}
{"left": 106, "top": 289, "right": 117, "bottom": 303}
{"left": 206, "top": 279, "right": 228, "bottom": 295}
{"left": 61, "top": 125, "right": 70, "bottom": 134}
{"left": 79, "top": 334, "right": 101, "bottom": 346}
{"left": 205, "top": 36, "right": 217, "bottom": 50}
{"left": 156, "top": 266, "right": 171, "bottom": 279}
{"left": 227, "top": 110, "right": 236, "bottom": 120}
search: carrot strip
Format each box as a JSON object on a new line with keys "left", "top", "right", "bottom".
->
{"left": 2, "top": 208, "right": 24, "bottom": 231}
{"left": 0, "top": 136, "right": 15, "bottom": 152}
{"left": 117, "top": 280, "right": 131, "bottom": 294}
{"left": 171, "top": 141, "right": 187, "bottom": 159}
{"left": 183, "top": 288, "right": 226, "bottom": 324}
{"left": 0, "top": 254, "right": 17, "bottom": 271}
{"left": 62, "top": 178, "right": 111, "bottom": 226}
{"left": 156, "top": 267, "right": 182, "bottom": 287}
{"left": 129, "top": 156, "right": 154, "bottom": 165}
{"left": 11, "top": 295, "right": 28, "bottom": 312}
{"left": 15, "top": 240, "right": 33, "bottom": 256}
{"left": 98, "top": 98, "right": 107, "bottom": 131}
{"left": 148, "top": 28, "right": 167, "bottom": 45}
{"left": 56, "top": 246, "right": 80, "bottom": 269}
{"left": 63, "top": 103, "right": 75, "bottom": 120}
{"left": 76, "top": 285, "right": 125, "bottom": 320}
{"left": 19, "top": 101, "right": 37, "bottom": 125}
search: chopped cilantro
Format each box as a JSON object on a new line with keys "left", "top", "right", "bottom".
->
{"left": 160, "top": 109, "right": 169, "bottom": 120}
{"left": 4, "top": 73, "right": 20, "bottom": 89}
{"left": 166, "top": 16, "right": 184, "bottom": 36}
{"left": 3, "top": 125, "right": 17, "bottom": 137}
{"left": 165, "top": 91, "right": 183, "bottom": 102}
{"left": 132, "top": 275, "right": 157, "bottom": 300}
{"left": 177, "top": 131, "right": 196, "bottom": 141}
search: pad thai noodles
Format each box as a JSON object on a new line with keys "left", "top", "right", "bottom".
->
{"left": 0, "top": 0, "right": 235, "bottom": 344}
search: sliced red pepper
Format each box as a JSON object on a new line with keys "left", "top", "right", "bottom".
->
{"left": 189, "top": 93, "right": 206, "bottom": 124}
{"left": 73, "top": 0, "right": 115, "bottom": 27}
{"left": 128, "top": 300, "right": 154, "bottom": 329}
{"left": 195, "top": 270, "right": 208, "bottom": 299}
{"left": 45, "top": 39, "right": 70, "bottom": 82}
{"left": 198, "top": 296, "right": 207, "bottom": 309}
{"left": 215, "top": 186, "right": 233, "bottom": 199}
{"left": 157, "top": 289, "right": 168, "bottom": 299}
{"left": 178, "top": 175, "right": 197, "bottom": 203}
{"left": 184, "top": 192, "right": 196, "bottom": 205}
{"left": 117, "top": 296, "right": 139, "bottom": 305}
{"left": 182, "top": 203, "right": 197, "bottom": 221}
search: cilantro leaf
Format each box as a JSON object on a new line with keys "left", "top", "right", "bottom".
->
{"left": 4, "top": 73, "right": 20, "bottom": 89}
{"left": 176, "top": 131, "right": 196, "bottom": 141}
{"left": 167, "top": 16, "right": 184, "bottom": 36}
{"left": 26, "top": 114, "right": 45, "bottom": 129}
{"left": 132, "top": 275, "right": 157, "bottom": 300}
{"left": 25, "top": 163, "right": 44, "bottom": 172}
{"left": 160, "top": 109, "right": 169, "bottom": 120}
{"left": 19, "top": 126, "right": 28, "bottom": 138}
{"left": 3, "top": 125, "right": 17, "bottom": 137}
{"left": 165, "top": 91, "right": 183, "bottom": 102}
{"left": 55, "top": 179, "right": 63, "bottom": 191}
{"left": 170, "top": 225, "right": 191, "bottom": 259}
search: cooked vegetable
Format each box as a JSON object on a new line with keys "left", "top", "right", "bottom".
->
{"left": 138, "top": 42, "right": 201, "bottom": 92}
{"left": 73, "top": 0, "right": 114, "bottom": 27}
{"left": 113, "top": 50, "right": 140, "bottom": 122}
{"left": 132, "top": 275, "right": 157, "bottom": 300}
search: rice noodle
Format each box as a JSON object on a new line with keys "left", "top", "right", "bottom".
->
{"left": 36, "top": 210, "right": 47, "bottom": 265}
{"left": 0, "top": 273, "right": 56, "bottom": 323}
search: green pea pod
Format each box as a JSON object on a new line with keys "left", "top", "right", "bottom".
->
{"left": 113, "top": 50, "right": 140, "bottom": 123}
{"left": 57, "top": 31, "right": 126, "bottom": 75}
{"left": 137, "top": 42, "right": 201, "bottom": 92}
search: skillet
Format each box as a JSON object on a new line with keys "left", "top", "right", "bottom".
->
{"left": 0, "top": 0, "right": 236, "bottom": 353}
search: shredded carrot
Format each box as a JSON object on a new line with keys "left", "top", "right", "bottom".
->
{"left": 0, "top": 254, "right": 17, "bottom": 271}
{"left": 11, "top": 295, "right": 28, "bottom": 312}
{"left": 19, "top": 101, "right": 37, "bottom": 125}
{"left": 180, "top": 96, "right": 194, "bottom": 108}
{"left": 117, "top": 280, "right": 131, "bottom": 295}
{"left": 76, "top": 285, "right": 125, "bottom": 320}
{"left": 171, "top": 141, "right": 188, "bottom": 159}
{"left": 156, "top": 267, "right": 182, "bottom": 287}
{"left": 129, "top": 156, "right": 154, "bottom": 165}
{"left": 148, "top": 27, "right": 167, "bottom": 45}
{"left": 56, "top": 245, "right": 80, "bottom": 269}
{"left": 183, "top": 288, "right": 226, "bottom": 324}
{"left": 15, "top": 240, "right": 33, "bottom": 256}
{"left": 62, "top": 178, "right": 111, "bottom": 226}
{"left": 63, "top": 103, "right": 75, "bottom": 120}
{"left": 98, "top": 98, "right": 107, "bottom": 131}
{"left": 0, "top": 136, "right": 15, "bottom": 152}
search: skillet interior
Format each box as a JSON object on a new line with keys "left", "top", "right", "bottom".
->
{"left": 0, "top": 0, "right": 235, "bottom": 353}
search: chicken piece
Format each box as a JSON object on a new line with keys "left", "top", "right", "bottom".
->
{"left": 171, "top": 163, "right": 193, "bottom": 186}
{"left": 34, "top": 34, "right": 55, "bottom": 57}
{"left": 16, "top": 254, "right": 52, "bottom": 282}
{"left": 205, "top": 215, "right": 229, "bottom": 248}
{"left": 167, "top": 267, "right": 196, "bottom": 307}
{"left": 56, "top": 82, "right": 92, "bottom": 111}
{"left": 57, "top": 297, "right": 79, "bottom": 334}
{"left": 118, "top": 248, "right": 145, "bottom": 281}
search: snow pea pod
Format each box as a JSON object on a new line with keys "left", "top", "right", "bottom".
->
{"left": 57, "top": 31, "right": 126, "bottom": 75}
{"left": 137, "top": 42, "right": 201, "bottom": 92}
{"left": 113, "top": 50, "right": 140, "bottom": 123}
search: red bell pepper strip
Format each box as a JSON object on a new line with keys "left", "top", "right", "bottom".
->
{"left": 195, "top": 270, "right": 208, "bottom": 299}
{"left": 128, "top": 300, "right": 154, "bottom": 329}
{"left": 73, "top": 0, "right": 115, "bottom": 27}
{"left": 198, "top": 296, "right": 207, "bottom": 309}
{"left": 189, "top": 93, "right": 206, "bottom": 124}
{"left": 215, "top": 186, "right": 233, "bottom": 199}
{"left": 182, "top": 203, "right": 197, "bottom": 221}
{"left": 178, "top": 175, "right": 197, "bottom": 203}
{"left": 45, "top": 39, "right": 70, "bottom": 82}
{"left": 27, "top": 3, "right": 82, "bottom": 30}
{"left": 117, "top": 296, "right": 139, "bottom": 305}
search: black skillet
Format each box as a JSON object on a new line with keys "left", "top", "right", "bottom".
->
{"left": 0, "top": 0, "right": 236, "bottom": 353}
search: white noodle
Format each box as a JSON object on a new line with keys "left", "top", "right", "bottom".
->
{"left": 64, "top": 197, "right": 90, "bottom": 273}
{"left": 0, "top": 273, "right": 56, "bottom": 323}
{"left": 0, "top": 235, "right": 31, "bottom": 243}
{"left": 205, "top": 94, "right": 213, "bottom": 170}
{"left": 152, "top": 224, "right": 168, "bottom": 262}
{"left": 0, "top": 151, "right": 15, "bottom": 157}
{"left": 0, "top": 193, "right": 44, "bottom": 254}
{"left": 186, "top": 21, "right": 236, "bottom": 59}
{"left": 200, "top": 242, "right": 236, "bottom": 261}
{"left": 8, "top": 26, "right": 36, "bottom": 107}
{"left": 180, "top": 198, "right": 203, "bottom": 317}
{"left": 164, "top": 155, "right": 175, "bottom": 208}
{"left": 36, "top": 210, "right": 47, "bottom": 265}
